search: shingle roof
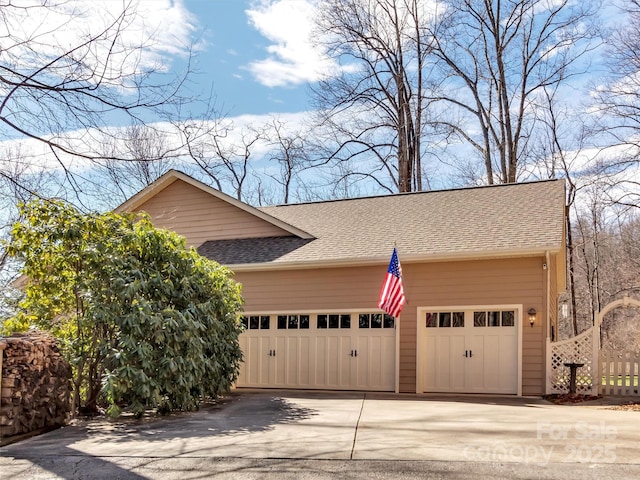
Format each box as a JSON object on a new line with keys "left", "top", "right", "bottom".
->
{"left": 196, "top": 180, "right": 565, "bottom": 267}
{"left": 197, "top": 237, "right": 313, "bottom": 264}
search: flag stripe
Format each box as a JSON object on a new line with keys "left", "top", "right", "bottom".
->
{"left": 378, "top": 247, "right": 406, "bottom": 318}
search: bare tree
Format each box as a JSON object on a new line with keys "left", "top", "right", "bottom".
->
{"left": 265, "top": 118, "right": 313, "bottom": 204}
{"left": 586, "top": 0, "right": 640, "bottom": 210}
{"left": 530, "top": 84, "right": 587, "bottom": 336}
{"left": 96, "top": 122, "right": 177, "bottom": 202}
{"left": 0, "top": 0, "right": 203, "bottom": 317}
{"left": 180, "top": 117, "right": 267, "bottom": 202}
{"left": 428, "top": 0, "right": 600, "bottom": 184}
{"left": 568, "top": 204, "right": 640, "bottom": 340}
{"left": 311, "top": 0, "right": 436, "bottom": 193}
{"left": 0, "top": 1, "right": 193, "bottom": 194}
{"left": 591, "top": 0, "right": 640, "bottom": 157}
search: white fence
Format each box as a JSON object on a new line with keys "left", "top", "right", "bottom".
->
{"left": 547, "top": 326, "right": 599, "bottom": 396}
{"left": 547, "top": 297, "right": 640, "bottom": 397}
{"left": 600, "top": 352, "right": 640, "bottom": 396}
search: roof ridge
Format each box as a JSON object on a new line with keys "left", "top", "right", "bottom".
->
{"left": 260, "top": 178, "right": 565, "bottom": 209}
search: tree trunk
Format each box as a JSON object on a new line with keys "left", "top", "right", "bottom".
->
{"left": 566, "top": 206, "right": 579, "bottom": 337}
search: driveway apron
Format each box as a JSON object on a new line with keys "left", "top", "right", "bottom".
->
{"left": 1, "top": 390, "right": 638, "bottom": 466}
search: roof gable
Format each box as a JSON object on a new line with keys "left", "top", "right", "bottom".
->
{"left": 115, "top": 170, "right": 313, "bottom": 247}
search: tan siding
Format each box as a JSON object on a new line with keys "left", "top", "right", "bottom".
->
{"left": 135, "top": 179, "right": 291, "bottom": 247}
{"left": 235, "top": 256, "right": 547, "bottom": 395}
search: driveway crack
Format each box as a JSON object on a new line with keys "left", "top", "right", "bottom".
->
{"left": 350, "top": 393, "right": 366, "bottom": 460}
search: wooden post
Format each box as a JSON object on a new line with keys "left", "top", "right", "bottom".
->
{"left": 612, "top": 357, "right": 615, "bottom": 395}
{"left": 564, "top": 362, "right": 584, "bottom": 394}
{"left": 0, "top": 341, "right": 6, "bottom": 406}
{"left": 591, "top": 322, "right": 599, "bottom": 396}
{"left": 545, "top": 337, "right": 551, "bottom": 395}
{"left": 635, "top": 354, "right": 640, "bottom": 396}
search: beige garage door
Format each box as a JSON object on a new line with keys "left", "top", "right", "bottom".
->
{"left": 236, "top": 312, "right": 396, "bottom": 391}
{"left": 419, "top": 308, "right": 519, "bottom": 394}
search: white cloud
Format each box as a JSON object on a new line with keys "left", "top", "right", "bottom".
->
{"left": 244, "top": 0, "right": 445, "bottom": 87}
{"left": 0, "top": 0, "right": 199, "bottom": 88}
{"left": 245, "top": 0, "right": 336, "bottom": 87}
{"left": 0, "top": 111, "right": 312, "bottom": 177}
{"left": 132, "top": 0, "right": 201, "bottom": 58}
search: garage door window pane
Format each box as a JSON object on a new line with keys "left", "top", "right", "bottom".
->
{"left": 277, "top": 315, "right": 287, "bottom": 329}
{"left": 502, "top": 311, "right": 515, "bottom": 327}
{"left": 329, "top": 314, "right": 339, "bottom": 328}
{"left": 288, "top": 315, "right": 299, "bottom": 329}
{"left": 317, "top": 315, "right": 327, "bottom": 329}
{"left": 439, "top": 312, "right": 451, "bottom": 327}
{"left": 241, "top": 316, "right": 248, "bottom": 329}
{"left": 488, "top": 311, "right": 500, "bottom": 327}
{"left": 426, "top": 312, "right": 437, "bottom": 327}
{"left": 260, "top": 316, "right": 270, "bottom": 330}
{"left": 300, "top": 315, "right": 310, "bottom": 329}
{"left": 452, "top": 312, "right": 464, "bottom": 327}
{"left": 340, "top": 314, "right": 351, "bottom": 328}
{"left": 360, "top": 313, "right": 395, "bottom": 328}
{"left": 474, "top": 312, "right": 486, "bottom": 327}
{"left": 249, "top": 316, "right": 260, "bottom": 330}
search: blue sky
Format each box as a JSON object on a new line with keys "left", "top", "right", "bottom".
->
{"left": 0, "top": 1, "right": 323, "bottom": 183}
{"left": 1, "top": 0, "right": 637, "bottom": 209}
{"left": 182, "top": 0, "right": 315, "bottom": 116}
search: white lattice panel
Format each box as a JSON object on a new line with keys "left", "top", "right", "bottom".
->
{"left": 548, "top": 327, "right": 597, "bottom": 395}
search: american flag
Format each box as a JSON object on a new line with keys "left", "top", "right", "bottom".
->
{"left": 378, "top": 247, "right": 406, "bottom": 318}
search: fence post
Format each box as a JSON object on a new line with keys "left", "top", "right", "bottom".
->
{"left": 591, "top": 325, "right": 599, "bottom": 396}
{"left": 0, "top": 341, "right": 6, "bottom": 404}
{"left": 545, "top": 337, "right": 551, "bottom": 395}
{"left": 606, "top": 355, "right": 612, "bottom": 394}
{"left": 624, "top": 353, "right": 629, "bottom": 395}
{"left": 600, "top": 355, "right": 605, "bottom": 396}
{"left": 635, "top": 354, "right": 640, "bottom": 396}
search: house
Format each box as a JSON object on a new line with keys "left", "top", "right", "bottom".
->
{"left": 117, "top": 170, "right": 566, "bottom": 396}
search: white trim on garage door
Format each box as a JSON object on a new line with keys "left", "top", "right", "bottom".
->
{"left": 236, "top": 311, "right": 396, "bottom": 391}
{"left": 416, "top": 305, "right": 523, "bottom": 395}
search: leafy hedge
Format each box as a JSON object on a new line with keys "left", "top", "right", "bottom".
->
{"left": 4, "top": 199, "right": 244, "bottom": 417}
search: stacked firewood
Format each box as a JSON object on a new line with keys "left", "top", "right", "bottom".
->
{"left": 0, "top": 331, "right": 72, "bottom": 439}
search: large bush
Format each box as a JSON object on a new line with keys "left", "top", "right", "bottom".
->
{"left": 4, "top": 200, "right": 243, "bottom": 417}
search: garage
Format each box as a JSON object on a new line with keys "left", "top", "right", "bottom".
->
{"left": 121, "top": 171, "right": 567, "bottom": 396}
{"left": 236, "top": 312, "right": 396, "bottom": 391}
{"left": 417, "top": 306, "right": 521, "bottom": 395}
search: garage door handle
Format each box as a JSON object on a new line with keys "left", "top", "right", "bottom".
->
{"left": 469, "top": 350, "right": 473, "bottom": 358}
{"left": 268, "top": 350, "right": 276, "bottom": 357}
{"left": 349, "top": 350, "right": 358, "bottom": 357}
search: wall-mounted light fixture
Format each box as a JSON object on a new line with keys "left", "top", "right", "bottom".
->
{"left": 528, "top": 308, "right": 537, "bottom": 328}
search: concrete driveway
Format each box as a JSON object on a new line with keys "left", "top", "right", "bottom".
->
{"left": 1, "top": 390, "right": 639, "bottom": 479}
